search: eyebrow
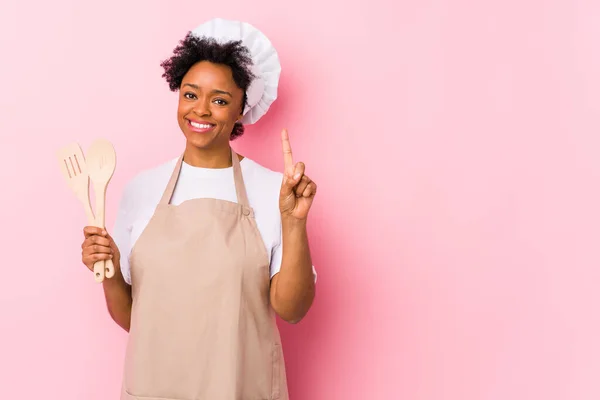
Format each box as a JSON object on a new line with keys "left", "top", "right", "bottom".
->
{"left": 182, "top": 83, "right": 233, "bottom": 97}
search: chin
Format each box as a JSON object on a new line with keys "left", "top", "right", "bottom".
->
{"left": 185, "top": 135, "right": 213, "bottom": 149}
{"left": 184, "top": 131, "right": 224, "bottom": 150}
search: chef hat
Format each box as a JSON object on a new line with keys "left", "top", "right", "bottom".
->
{"left": 190, "top": 18, "right": 282, "bottom": 125}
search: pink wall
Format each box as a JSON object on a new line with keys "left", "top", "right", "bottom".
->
{"left": 1, "top": 0, "right": 600, "bottom": 398}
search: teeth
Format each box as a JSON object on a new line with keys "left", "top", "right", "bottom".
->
{"left": 191, "top": 121, "right": 212, "bottom": 129}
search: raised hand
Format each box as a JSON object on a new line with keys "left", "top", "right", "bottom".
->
{"left": 279, "top": 129, "right": 317, "bottom": 221}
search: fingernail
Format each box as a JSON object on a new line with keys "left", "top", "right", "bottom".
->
{"left": 102, "top": 230, "right": 107, "bottom": 236}
{"left": 109, "top": 254, "right": 113, "bottom": 258}
{"left": 294, "top": 173, "right": 301, "bottom": 180}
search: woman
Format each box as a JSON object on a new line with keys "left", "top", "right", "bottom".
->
{"left": 80, "top": 18, "right": 317, "bottom": 400}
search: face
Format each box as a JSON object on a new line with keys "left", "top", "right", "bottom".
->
{"left": 177, "top": 61, "right": 244, "bottom": 150}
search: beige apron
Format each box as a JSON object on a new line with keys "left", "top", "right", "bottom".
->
{"left": 120, "top": 150, "right": 288, "bottom": 400}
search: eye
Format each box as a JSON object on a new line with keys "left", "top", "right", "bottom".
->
{"left": 183, "top": 92, "right": 197, "bottom": 100}
{"left": 213, "top": 98, "right": 228, "bottom": 106}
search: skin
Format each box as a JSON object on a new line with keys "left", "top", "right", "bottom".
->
{"left": 81, "top": 61, "right": 316, "bottom": 331}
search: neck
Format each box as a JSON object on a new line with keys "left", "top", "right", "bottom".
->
{"left": 183, "top": 143, "right": 242, "bottom": 168}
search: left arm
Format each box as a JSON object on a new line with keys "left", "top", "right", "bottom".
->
{"left": 270, "top": 217, "right": 315, "bottom": 323}
{"left": 270, "top": 129, "right": 317, "bottom": 323}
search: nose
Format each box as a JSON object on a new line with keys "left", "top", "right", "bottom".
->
{"left": 193, "top": 98, "right": 211, "bottom": 117}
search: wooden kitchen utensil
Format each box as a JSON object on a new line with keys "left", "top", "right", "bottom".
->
{"left": 86, "top": 139, "right": 117, "bottom": 280}
{"left": 56, "top": 142, "right": 105, "bottom": 282}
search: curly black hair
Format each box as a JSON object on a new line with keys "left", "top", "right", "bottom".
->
{"left": 160, "top": 33, "right": 256, "bottom": 139}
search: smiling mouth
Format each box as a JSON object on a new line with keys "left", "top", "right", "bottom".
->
{"left": 187, "top": 120, "right": 216, "bottom": 133}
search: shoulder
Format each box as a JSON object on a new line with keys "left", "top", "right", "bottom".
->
{"left": 119, "top": 156, "right": 179, "bottom": 209}
{"left": 240, "top": 157, "right": 283, "bottom": 212}
{"left": 241, "top": 157, "right": 283, "bottom": 191}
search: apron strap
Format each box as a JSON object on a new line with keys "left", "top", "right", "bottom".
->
{"left": 231, "top": 149, "right": 250, "bottom": 208}
{"left": 159, "top": 155, "right": 184, "bottom": 206}
{"left": 159, "top": 149, "right": 251, "bottom": 209}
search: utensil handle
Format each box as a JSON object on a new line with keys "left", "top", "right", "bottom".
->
{"left": 89, "top": 204, "right": 106, "bottom": 283}
{"left": 94, "top": 209, "right": 115, "bottom": 278}
{"left": 81, "top": 193, "right": 105, "bottom": 283}
{"left": 84, "top": 205, "right": 95, "bottom": 228}
{"left": 105, "top": 258, "right": 115, "bottom": 278}
{"left": 94, "top": 183, "right": 111, "bottom": 280}
{"left": 93, "top": 260, "right": 105, "bottom": 282}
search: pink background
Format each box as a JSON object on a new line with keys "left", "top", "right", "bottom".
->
{"left": 1, "top": 0, "right": 600, "bottom": 399}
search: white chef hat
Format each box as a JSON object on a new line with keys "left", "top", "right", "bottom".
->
{"left": 190, "top": 18, "right": 282, "bottom": 125}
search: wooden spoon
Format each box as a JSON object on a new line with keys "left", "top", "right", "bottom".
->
{"left": 86, "top": 139, "right": 117, "bottom": 280}
{"left": 56, "top": 143, "right": 104, "bottom": 282}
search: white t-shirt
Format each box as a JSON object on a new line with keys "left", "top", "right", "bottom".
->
{"left": 112, "top": 156, "right": 316, "bottom": 285}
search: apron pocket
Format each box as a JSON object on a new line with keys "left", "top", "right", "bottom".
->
{"left": 123, "top": 390, "right": 188, "bottom": 400}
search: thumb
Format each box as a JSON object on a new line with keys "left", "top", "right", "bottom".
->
{"left": 103, "top": 230, "right": 115, "bottom": 246}
{"left": 281, "top": 170, "right": 302, "bottom": 195}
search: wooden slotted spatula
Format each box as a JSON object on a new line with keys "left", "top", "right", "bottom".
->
{"left": 56, "top": 142, "right": 105, "bottom": 282}
{"left": 86, "top": 139, "right": 117, "bottom": 280}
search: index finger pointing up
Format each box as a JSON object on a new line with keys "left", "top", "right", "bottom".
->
{"left": 281, "top": 128, "right": 294, "bottom": 174}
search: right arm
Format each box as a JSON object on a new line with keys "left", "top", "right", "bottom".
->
{"left": 82, "top": 227, "right": 132, "bottom": 332}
